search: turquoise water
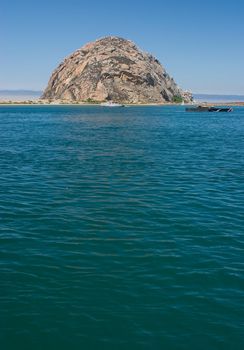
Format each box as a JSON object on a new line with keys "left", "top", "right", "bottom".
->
{"left": 1, "top": 106, "right": 244, "bottom": 350}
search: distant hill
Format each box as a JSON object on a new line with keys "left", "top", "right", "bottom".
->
{"left": 0, "top": 90, "right": 42, "bottom": 101}
{"left": 194, "top": 94, "right": 244, "bottom": 103}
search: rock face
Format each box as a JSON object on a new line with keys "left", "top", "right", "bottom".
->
{"left": 42, "top": 36, "right": 192, "bottom": 103}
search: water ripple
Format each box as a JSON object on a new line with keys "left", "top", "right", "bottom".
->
{"left": 1, "top": 106, "right": 244, "bottom": 349}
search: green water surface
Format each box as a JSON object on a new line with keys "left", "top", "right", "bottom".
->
{"left": 1, "top": 106, "right": 244, "bottom": 349}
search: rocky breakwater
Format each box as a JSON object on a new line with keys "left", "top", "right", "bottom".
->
{"left": 42, "top": 36, "right": 192, "bottom": 104}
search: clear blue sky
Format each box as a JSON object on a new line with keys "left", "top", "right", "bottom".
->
{"left": 1, "top": 0, "right": 243, "bottom": 94}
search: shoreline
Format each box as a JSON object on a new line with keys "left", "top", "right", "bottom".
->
{"left": 0, "top": 101, "right": 244, "bottom": 107}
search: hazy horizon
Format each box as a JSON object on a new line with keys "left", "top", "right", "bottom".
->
{"left": 1, "top": 90, "right": 244, "bottom": 103}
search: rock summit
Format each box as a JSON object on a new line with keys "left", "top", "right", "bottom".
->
{"left": 42, "top": 36, "right": 192, "bottom": 103}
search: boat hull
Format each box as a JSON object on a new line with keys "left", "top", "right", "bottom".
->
{"left": 101, "top": 102, "right": 125, "bottom": 107}
{"left": 186, "top": 106, "right": 233, "bottom": 112}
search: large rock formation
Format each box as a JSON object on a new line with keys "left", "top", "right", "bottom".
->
{"left": 42, "top": 36, "right": 192, "bottom": 103}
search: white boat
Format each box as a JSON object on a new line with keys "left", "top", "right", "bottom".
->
{"left": 100, "top": 101, "right": 124, "bottom": 107}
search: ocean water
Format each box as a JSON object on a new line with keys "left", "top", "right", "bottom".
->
{"left": 1, "top": 105, "right": 244, "bottom": 350}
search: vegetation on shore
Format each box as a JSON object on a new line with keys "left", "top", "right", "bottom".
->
{"left": 172, "top": 95, "right": 184, "bottom": 103}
